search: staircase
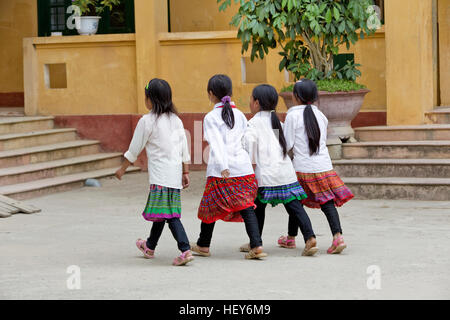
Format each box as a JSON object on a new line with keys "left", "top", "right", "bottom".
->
{"left": 334, "top": 107, "right": 450, "bottom": 201}
{"left": 0, "top": 112, "right": 140, "bottom": 200}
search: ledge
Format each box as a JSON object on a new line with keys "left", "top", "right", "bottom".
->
{"left": 27, "top": 34, "right": 136, "bottom": 49}
{"left": 158, "top": 31, "right": 240, "bottom": 46}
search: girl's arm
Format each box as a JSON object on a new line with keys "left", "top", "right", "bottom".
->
{"left": 204, "top": 116, "right": 229, "bottom": 177}
{"left": 283, "top": 113, "right": 296, "bottom": 154}
{"left": 116, "top": 117, "right": 150, "bottom": 180}
{"left": 182, "top": 162, "right": 190, "bottom": 189}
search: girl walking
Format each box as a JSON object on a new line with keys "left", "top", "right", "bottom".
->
{"left": 241, "top": 84, "right": 318, "bottom": 256}
{"left": 115, "top": 78, "right": 194, "bottom": 266}
{"left": 283, "top": 79, "right": 354, "bottom": 254}
{"left": 190, "top": 74, "right": 267, "bottom": 260}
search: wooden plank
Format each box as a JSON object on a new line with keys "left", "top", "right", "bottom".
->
{"left": 0, "top": 195, "right": 41, "bottom": 214}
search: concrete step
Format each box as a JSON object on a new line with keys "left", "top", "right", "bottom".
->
{"left": 0, "top": 140, "right": 101, "bottom": 168}
{"left": 355, "top": 124, "right": 450, "bottom": 141}
{"left": 425, "top": 107, "right": 450, "bottom": 124}
{"left": 343, "top": 177, "right": 450, "bottom": 201}
{"left": 0, "top": 107, "right": 25, "bottom": 117}
{"left": 0, "top": 128, "right": 77, "bottom": 151}
{"left": 0, "top": 153, "right": 123, "bottom": 186}
{"left": 334, "top": 159, "right": 450, "bottom": 178}
{"left": 0, "top": 116, "right": 54, "bottom": 135}
{"left": 0, "top": 167, "right": 141, "bottom": 200}
{"left": 342, "top": 140, "right": 450, "bottom": 159}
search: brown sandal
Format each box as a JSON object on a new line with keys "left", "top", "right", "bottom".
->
{"left": 190, "top": 243, "right": 211, "bottom": 257}
{"left": 245, "top": 247, "right": 268, "bottom": 260}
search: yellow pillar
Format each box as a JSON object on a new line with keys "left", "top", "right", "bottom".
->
{"left": 385, "top": 0, "right": 438, "bottom": 125}
{"left": 439, "top": 0, "right": 450, "bottom": 106}
{"left": 134, "top": 0, "right": 168, "bottom": 114}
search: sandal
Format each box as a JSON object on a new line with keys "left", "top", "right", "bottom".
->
{"left": 302, "top": 238, "right": 319, "bottom": 256}
{"left": 136, "top": 239, "right": 155, "bottom": 259}
{"left": 190, "top": 243, "right": 211, "bottom": 257}
{"left": 327, "top": 236, "right": 347, "bottom": 254}
{"left": 245, "top": 247, "right": 268, "bottom": 260}
{"left": 173, "top": 250, "right": 194, "bottom": 266}
{"left": 278, "top": 235, "right": 296, "bottom": 249}
{"left": 239, "top": 243, "right": 251, "bottom": 252}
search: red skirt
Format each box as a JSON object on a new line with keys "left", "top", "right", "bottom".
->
{"left": 296, "top": 170, "right": 354, "bottom": 209}
{"left": 198, "top": 174, "right": 258, "bottom": 223}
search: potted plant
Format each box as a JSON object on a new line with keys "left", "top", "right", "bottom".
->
{"left": 218, "top": 0, "right": 381, "bottom": 158}
{"left": 72, "top": 0, "right": 121, "bottom": 35}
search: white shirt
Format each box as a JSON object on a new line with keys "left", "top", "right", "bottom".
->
{"left": 124, "top": 112, "right": 190, "bottom": 189}
{"left": 284, "top": 105, "right": 333, "bottom": 173}
{"left": 204, "top": 102, "right": 254, "bottom": 178}
{"left": 243, "top": 111, "right": 298, "bottom": 187}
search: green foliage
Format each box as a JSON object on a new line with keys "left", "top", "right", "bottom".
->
{"left": 72, "top": 0, "right": 121, "bottom": 15}
{"left": 281, "top": 79, "right": 367, "bottom": 93}
{"left": 218, "top": 0, "right": 380, "bottom": 82}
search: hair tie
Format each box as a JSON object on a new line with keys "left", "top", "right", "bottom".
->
{"left": 221, "top": 96, "right": 231, "bottom": 104}
{"left": 307, "top": 101, "right": 313, "bottom": 105}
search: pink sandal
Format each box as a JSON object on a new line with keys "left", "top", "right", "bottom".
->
{"left": 173, "top": 250, "right": 194, "bottom": 266}
{"left": 278, "top": 236, "right": 297, "bottom": 249}
{"left": 327, "top": 236, "right": 347, "bottom": 254}
{"left": 136, "top": 239, "right": 155, "bottom": 259}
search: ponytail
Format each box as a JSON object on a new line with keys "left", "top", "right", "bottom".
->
{"left": 294, "top": 79, "right": 321, "bottom": 156}
{"left": 270, "top": 111, "right": 288, "bottom": 157}
{"left": 221, "top": 98, "right": 235, "bottom": 129}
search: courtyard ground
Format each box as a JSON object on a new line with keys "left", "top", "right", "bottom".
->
{"left": 0, "top": 171, "right": 449, "bottom": 300}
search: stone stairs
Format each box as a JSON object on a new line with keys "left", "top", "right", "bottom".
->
{"left": 335, "top": 107, "right": 450, "bottom": 201}
{"left": 0, "top": 115, "right": 140, "bottom": 200}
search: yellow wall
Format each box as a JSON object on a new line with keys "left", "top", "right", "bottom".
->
{"left": 24, "top": 35, "right": 137, "bottom": 115}
{"left": 0, "top": 0, "right": 37, "bottom": 93}
{"left": 340, "top": 28, "right": 386, "bottom": 112}
{"left": 439, "top": 0, "right": 450, "bottom": 105}
{"left": 385, "top": 0, "right": 437, "bottom": 125}
{"left": 170, "top": 0, "right": 239, "bottom": 32}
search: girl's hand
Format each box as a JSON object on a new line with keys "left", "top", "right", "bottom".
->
{"left": 221, "top": 169, "right": 230, "bottom": 179}
{"left": 115, "top": 168, "right": 126, "bottom": 180}
{"left": 182, "top": 173, "right": 190, "bottom": 189}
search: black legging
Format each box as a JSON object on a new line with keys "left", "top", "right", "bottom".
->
{"left": 146, "top": 218, "right": 190, "bottom": 252}
{"left": 288, "top": 200, "right": 343, "bottom": 237}
{"left": 197, "top": 206, "right": 262, "bottom": 249}
{"left": 254, "top": 197, "right": 315, "bottom": 243}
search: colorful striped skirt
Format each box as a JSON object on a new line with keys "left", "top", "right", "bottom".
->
{"left": 257, "top": 182, "right": 308, "bottom": 207}
{"left": 296, "top": 170, "right": 354, "bottom": 209}
{"left": 142, "top": 185, "right": 181, "bottom": 222}
{"left": 198, "top": 174, "right": 258, "bottom": 224}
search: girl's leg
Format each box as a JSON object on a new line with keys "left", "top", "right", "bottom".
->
{"left": 240, "top": 207, "right": 263, "bottom": 249}
{"left": 283, "top": 200, "right": 315, "bottom": 243}
{"left": 288, "top": 215, "right": 299, "bottom": 237}
{"left": 320, "top": 200, "right": 343, "bottom": 236}
{"left": 167, "top": 218, "right": 190, "bottom": 252}
{"left": 146, "top": 221, "right": 166, "bottom": 250}
{"left": 254, "top": 198, "right": 267, "bottom": 236}
{"left": 197, "top": 222, "right": 215, "bottom": 248}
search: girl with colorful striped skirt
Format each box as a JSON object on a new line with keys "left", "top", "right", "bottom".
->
{"left": 191, "top": 74, "right": 267, "bottom": 260}
{"left": 283, "top": 79, "right": 354, "bottom": 254}
{"left": 116, "top": 79, "right": 193, "bottom": 266}
{"left": 241, "top": 84, "right": 318, "bottom": 256}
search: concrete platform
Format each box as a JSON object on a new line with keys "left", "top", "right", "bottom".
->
{"left": 0, "top": 172, "right": 449, "bottom": 300}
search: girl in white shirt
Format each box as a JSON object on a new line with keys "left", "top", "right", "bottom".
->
{"left": 115, "top": 78, "right": 193, "bottom": 266}
{"left": 190, "top": 74, "right": 267, "bottom": 260}
{"left": 242, "top": 84, "right": 318, "bottom": 256}
{"left": 283, "top": 79, "right": 354, "bottom": 254}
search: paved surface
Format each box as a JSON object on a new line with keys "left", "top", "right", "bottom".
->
{"left": 1, "top": 172, "right": 449, "bottom": 300}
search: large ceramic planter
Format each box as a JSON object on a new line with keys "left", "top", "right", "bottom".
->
{"left": 280, "top": 89, "right": 370, "bottom": 159}
{"left": 76, "top": 16, "right": 101, "bottom": 35}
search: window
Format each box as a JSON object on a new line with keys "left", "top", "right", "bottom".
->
{"left": 37, "top": 0, "right": 135, "bottom": 37}
{"left": 373, "top": 0, "right": 385, "bottom": 24}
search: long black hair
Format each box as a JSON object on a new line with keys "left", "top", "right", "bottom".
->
{"left": 145, "top": 78, "right": 178, "bottom": 117}
{"left": 207, "top": 74, "right": 235, "bottom": 129}
{"left": 252, "top": 84, "right": 288, "bottom": 158}
{"left": 293, "top": 79, "right": 320, "bottom": 156}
